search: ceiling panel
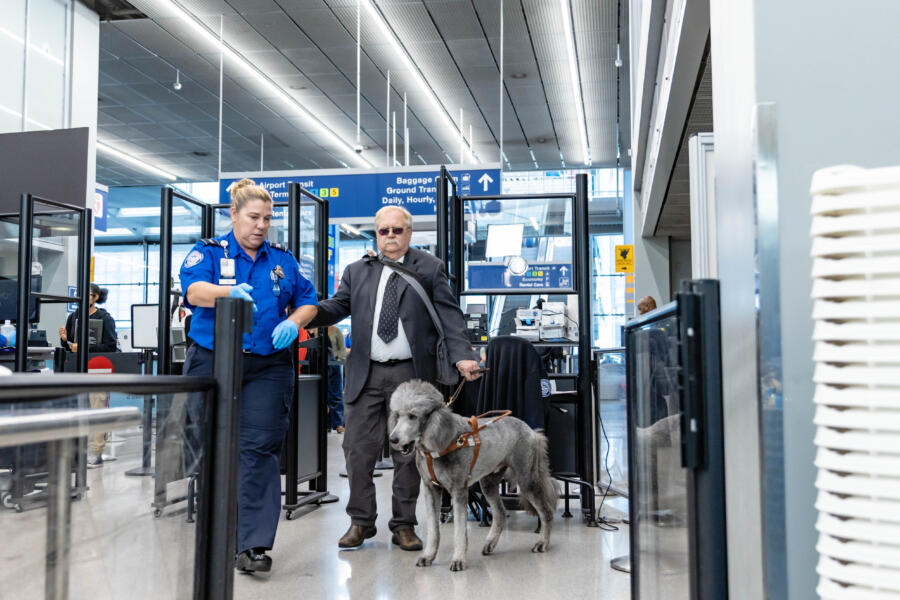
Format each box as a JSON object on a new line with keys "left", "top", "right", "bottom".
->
{"left": 98, "top": 0, "right": 628, "bottom": 184}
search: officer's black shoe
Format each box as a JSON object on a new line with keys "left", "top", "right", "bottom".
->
{"left": 235, "top": 549, "right": 272, "bottom": 573}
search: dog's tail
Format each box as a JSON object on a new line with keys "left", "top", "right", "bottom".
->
{"left": 523, "top": 430, "right": 559, "bottom": 520}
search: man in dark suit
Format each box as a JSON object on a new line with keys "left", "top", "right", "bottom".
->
{"left": 310, "top": 205, "right": 480, "bottom": 551}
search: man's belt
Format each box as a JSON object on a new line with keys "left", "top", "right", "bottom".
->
{"left": 374, "top": 358, "right": 412, "bottom": 366}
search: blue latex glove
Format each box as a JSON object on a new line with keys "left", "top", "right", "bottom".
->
{"left": 229, "top": 283, "right": 257, "bottom": 312}
{"left": 271, "top": 319, "right": 299, "bottom": 350}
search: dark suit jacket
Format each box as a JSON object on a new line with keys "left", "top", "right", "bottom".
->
{"left": 309, "top": 248, "right": 477, "bottom": 403}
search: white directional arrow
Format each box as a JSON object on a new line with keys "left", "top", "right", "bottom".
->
{"left": 478, "top": 173, "right": 494, "bottom": 191}
{"left": 559, "top": 266, "right": 569, "bottom": 275}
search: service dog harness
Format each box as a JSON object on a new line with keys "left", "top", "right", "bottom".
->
{"left": 422, "top": 410, "right": 512, "bottom": 488}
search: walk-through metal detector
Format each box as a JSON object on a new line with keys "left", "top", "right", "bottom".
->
{"left": 437, "top": 169, "right": 598, "bottom": 525}
{"left": 283, "top": 182, "right": 337, "bottom": 518}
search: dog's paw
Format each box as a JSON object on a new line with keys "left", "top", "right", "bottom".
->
{"left": 531, "top": 541, "right": 549, "bottom": 553}
{"left": 482, "top": 540, "right": 497, "bottom": 555}
{"left": 416, "top": 556, "right": 433, "bottom": 567}
{"left": 449, "top": 559, "right": 467, "bottom": 571}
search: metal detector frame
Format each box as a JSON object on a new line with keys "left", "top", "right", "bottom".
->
{"left": 437, "top": 169, "right": 597, "bottom": 525}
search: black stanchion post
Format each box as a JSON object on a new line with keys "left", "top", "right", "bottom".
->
{"left": 15, "top": 194, "right": 33, "bottom": 373}
{"left": 574, "top": 173, "right": 596, "bottom": 524}
{"left": 77, "top": 207, "right": 93, "bottom": 374}
{"left": 158, "top": 187, "right": 173, "bottom": 375}
{"left": 193, "top": 297, "right": 251, "bottom": 600}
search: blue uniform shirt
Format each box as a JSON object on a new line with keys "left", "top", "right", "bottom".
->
{"left": 179, "top": 230, "right": 318, "bottom": 354}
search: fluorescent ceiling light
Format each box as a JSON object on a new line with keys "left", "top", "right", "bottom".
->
{"left": 340, "top": 223, "right": 362, "bottom": 236}
{"left": 95, "top": 227, "right": 136, "bottom": 236}
{"left": 559, "top": 0, "right": 590, "bottom": 165}
{"left": 155, "top": 0, "right": 371, "bottom": 168}
{"left": 97, "top": 142, "right": 178, "bottom": 181}
{"left": 362, "top": 0, "right": 478, "bottom": 163}
{"left": 118, "top": 206, "right": 190, "bottom": 217}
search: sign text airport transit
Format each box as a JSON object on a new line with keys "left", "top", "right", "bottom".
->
{"left": 467, "top": 262, "right": 573, "bottom": 290}
{"left": 219, "top": 165, "right": 501, "bottom": 219}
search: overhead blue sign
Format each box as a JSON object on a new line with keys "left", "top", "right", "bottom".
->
{"left": 467, "top": 262, "right": 574, "bottom": 291}
{"left": 219, "top": 166, "right": 501, "bottom": 220}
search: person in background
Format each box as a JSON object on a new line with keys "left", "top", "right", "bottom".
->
{"left": 637, "top": 295, "right": 658, "bottom": 315}
{"left": 59, "top": 283, "right": 119, "bottom": 468}
{"left": 326, "top": 325, "right": 346, "bottom": 433}
{"left": 179, "top": 178, "right": 318, "bottom": 575}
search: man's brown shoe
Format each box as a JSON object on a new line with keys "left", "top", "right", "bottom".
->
{"left": 338, "top": 524, "right": 377, "bottom": 548}
{"left": 391, "top": 528, "right": 423, "bottom": 551}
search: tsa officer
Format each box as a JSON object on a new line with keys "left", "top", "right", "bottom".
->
{"left": 179, "top": 178, "right": 318, "bottom": 574}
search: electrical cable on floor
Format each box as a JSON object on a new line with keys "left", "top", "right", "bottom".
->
{"left": 594, "top": 409, "right": 619, "bottom": 531}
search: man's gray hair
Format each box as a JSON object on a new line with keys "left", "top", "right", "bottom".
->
{"left": 375, "top": 205, "right": 413, "bottom": 229}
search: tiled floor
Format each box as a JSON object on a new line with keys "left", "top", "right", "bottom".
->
{"left": 0, "top": 426, "right": 631, "bottom": 600}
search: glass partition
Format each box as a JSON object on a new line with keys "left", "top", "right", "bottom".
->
{"left": 626, "top": 307, "right": 688, "bottom": 599}
{"left": 213, "top": 202, "right": 289, "bottom": 247}
{"left": 298, "top": 201, "right": 319, "bottom": 286}
{"left": 0, "top": 391, "right": 204, "bottom": 599}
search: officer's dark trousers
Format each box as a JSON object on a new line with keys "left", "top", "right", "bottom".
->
{"left": 343, "top": 360, "right": 420, "bottom": 532}
{"left": 184, "top": 345, "right": 292, "bottom": 553}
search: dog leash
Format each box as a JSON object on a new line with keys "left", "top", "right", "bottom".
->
{"left": 445, "top": 367, "right": 489, "bottom": 408}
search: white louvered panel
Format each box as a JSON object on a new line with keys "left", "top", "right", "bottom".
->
{"left": 816, "top": 494, "right": 900, "bottom": 524}
{"left": 817, "top": 536, "right": 900, "bottom": 570}
{"left": 817, "top": 513, "right": 900, "bottom": 546}
{"left": 819, "top": 578, "right": 900, "bottom": 600}
{"left": 812, "top": 165, "right": 900, "bottom": 598}
{"left": 815, "top": 405, "right": 900, "bottom": 432}
{"left": 812, "top": 189, "right": 900, "bottom": 214}
{"left": 815, "top": 385, "right": 900, "bottom": 408}
{"left": 817, "top": 556, "right": 900, "bottom": 593}
{"left": 816, "top": 448, "right": 900, "bottom": 479}
{"left": 810, "top": 212, "right": 900, "bottom": 236}
{"left": 812, "top": 278, "right": 900, "bottom": 300}
{"left": 816, "top": 471, "right": 900, "bottom": 501}
{"left": 814, "top": 341, "right": 900, "bottom": 363}
{"left": 814, "top": 429, "right": 900, "bottom": 455}
{"left": 813, "top": 256, "right": 900, "bottom": 278}
{"left": 814, "top": 363, "right": 900, "bottom": 386}
{"left": 811, "top": 234, "right": 900, "bottom": 257}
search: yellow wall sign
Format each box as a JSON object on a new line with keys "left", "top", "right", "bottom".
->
{"left": 615, "top": 245, "right": 634, "bottom": 273}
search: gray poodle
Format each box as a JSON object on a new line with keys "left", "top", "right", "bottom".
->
{"left": 389, "top": 379, "right": 558, "bottom": 571}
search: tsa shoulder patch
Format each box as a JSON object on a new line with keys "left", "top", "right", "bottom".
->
{"left": 540, "top": 379, "right": 552, "bottom": 398}
{"left": 185, "top": 250, "right": 204, "bottom": 268}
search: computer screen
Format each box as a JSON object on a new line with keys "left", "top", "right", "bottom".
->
{"left": 0, "top": 276, "right": 42, "bottom": 323}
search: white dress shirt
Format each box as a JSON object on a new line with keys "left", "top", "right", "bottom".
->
{"left": 370, "top": 256, "right": 413, "bottom": 362}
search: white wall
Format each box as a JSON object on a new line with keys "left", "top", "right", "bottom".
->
{"left": 708, "top": 1, "right": 766, "bottom": 599}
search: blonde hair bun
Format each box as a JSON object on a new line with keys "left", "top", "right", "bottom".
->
{"left": 230, "top": 178, "right": 273, "bottom": 211}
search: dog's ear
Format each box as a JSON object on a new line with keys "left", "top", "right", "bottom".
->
{"left": 421, "top": 406, "right": 457, "bottom": 453}
{"left": 388, "top": 409, "right": 398, "bottom": 434}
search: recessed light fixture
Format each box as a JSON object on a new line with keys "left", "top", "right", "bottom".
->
{"left": 192, "top": 151, "right": 210, "bottom": 157}
{"left": 537, "top": 137, "right": 547, "bottom": 144}
{"left": 509, "top": 73, "right": 527, "bottom": 79}
{"left": 289, "top": 84, "right": 307, "bottom": 90}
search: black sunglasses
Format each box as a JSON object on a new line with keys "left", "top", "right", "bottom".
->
{"left": 377, "top": 227, "right": 406, "bottom": 236}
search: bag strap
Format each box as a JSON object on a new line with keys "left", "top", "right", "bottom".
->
{"left": 379, "top": 257, "right": 445, "bottom": 338}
